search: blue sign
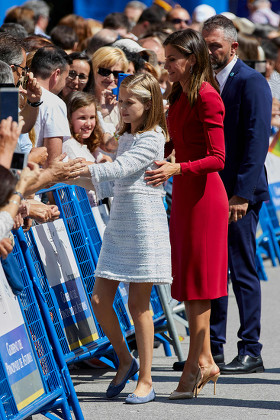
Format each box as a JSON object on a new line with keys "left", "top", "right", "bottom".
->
{"left": 0, "top": 323, "right": 44, "bottom": 411}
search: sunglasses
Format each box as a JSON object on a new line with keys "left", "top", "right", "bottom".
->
{"left": 171, "top": 18, "right": 192, "bottom": 25}
{"left": 68, "top": 70, "right": 88, "bottom": 83}
{"left": 98, "top": 67, "right": 122, "bottom": 78}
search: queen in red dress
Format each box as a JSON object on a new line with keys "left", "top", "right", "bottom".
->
{"left": 145, "top": 29, "right": 228, "bottom": 399}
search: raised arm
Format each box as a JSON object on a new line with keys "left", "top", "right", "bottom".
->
{"left": 88, "top": 131, "right": 164, "bottom": 183}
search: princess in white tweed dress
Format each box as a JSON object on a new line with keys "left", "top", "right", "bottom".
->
{"left": 89, "top": 127, "right": 172, "bottom": 284}
{"left": 81, "top": 74, "right": 172, "bottom": 403}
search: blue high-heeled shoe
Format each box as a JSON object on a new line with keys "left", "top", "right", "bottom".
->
{"left": 125, "top": 388, "right": 156, "bottom": 404}
{"left": 106, "top": 357, "right": 139, "bottom": 399}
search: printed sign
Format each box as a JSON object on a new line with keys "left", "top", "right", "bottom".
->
{"left": 0, "top": 264, "right": 44, "bottom": 411}
{"left": 32, "top": 219, "right": 98, "bottom": 350}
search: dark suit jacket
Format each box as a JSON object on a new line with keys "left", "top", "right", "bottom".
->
{"left": 220, "top": 58, "right": 272, "bottom": 204}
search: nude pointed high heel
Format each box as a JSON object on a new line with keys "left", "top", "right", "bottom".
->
{"left": 197, "top": 368, "right": 220, "bottom": 396}
{"left": 169, "top": 368, "right": 201, "bottom": 400}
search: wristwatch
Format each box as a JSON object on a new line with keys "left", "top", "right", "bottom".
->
{"left": 27, "top": 99, "right": 43, "bottom": 107}
{"left": 12, "top": 191, "right": 24, "bottom": 200}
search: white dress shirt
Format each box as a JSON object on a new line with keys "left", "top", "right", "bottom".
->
{"left": 216, "top": 56, "right": 238, "bottom": 94}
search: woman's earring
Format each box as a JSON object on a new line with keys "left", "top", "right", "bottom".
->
{"left": 189, "top": 66, "right": 193, "bottom": 74}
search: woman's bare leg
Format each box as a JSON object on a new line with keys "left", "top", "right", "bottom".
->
{"left": 128, "top": 282, "right": 154, "bottom": 396}
{"left": 176, "top": 299, "right": 212, "bottom": 392}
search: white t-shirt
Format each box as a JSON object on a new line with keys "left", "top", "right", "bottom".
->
{"left": 15, "top": 133, "right": 33, "bottom": 153}
{"left": 62, "top": 137, "right": 104, "bottom": 206}
{"left": 34, "top": 87, "right": 71, "bottom": 147}
{"left": 62, "top": 137, "right": 103, "bottom": 163}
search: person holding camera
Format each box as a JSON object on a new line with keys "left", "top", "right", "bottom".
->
{"left": 0, "top": 117, "right": 40, "bottom": 240}
{"left": 0, "top": 33, "right": 42, "bottom": 135}
{"left": 91, "top": 46, "right": 129, "bottom": 155}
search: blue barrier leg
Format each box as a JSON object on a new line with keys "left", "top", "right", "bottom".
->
{"left": 154, "top": 333, "right": 172, "bottom": 357}
{"left": 16, "top": 229, "right": 84, "bottom": 420}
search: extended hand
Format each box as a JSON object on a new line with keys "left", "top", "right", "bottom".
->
{"left": 228, "top": 195, "right": 249, "bottom": 223}
{"left": 28, "top": 147, "right": 48, "bottom": 165}
{"left": 17, "top": 162, "right": 41, "bottom": 193}
{"left": 0, "top": 117, "right": 24, "bottom": 168}
{"left": 145, "top": 161, "right": 181, "bottom": 187}
{"left": 48, "top": 153, "right": 87, "bottom": 182}
{"left": 0, "top": 237, "right": 14, "bottom": 259}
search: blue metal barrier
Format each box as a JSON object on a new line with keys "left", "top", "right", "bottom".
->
{"left": 35, "top": 184, "right": 172, "bottom": 358}
{"left": 56, "top": 185, "right": 172, "bottom": 355}
{"left": 0, "top": 232, "right": 79, "bottom": 420}
{"left": 52, "top": 185, "right": 134, "bottom": 339}
{"left": 259, "top": 202, "right": 280, "bottom": 265}
{"left": 14, "top": 228, "right": 84, "bottom": 419}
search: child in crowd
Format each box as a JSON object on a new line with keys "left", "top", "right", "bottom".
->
{"left": 80, "top": 73, "right": 172, "bottom": 404}
{"left": 63, "top": 91, "right": 111, "bottom": 206}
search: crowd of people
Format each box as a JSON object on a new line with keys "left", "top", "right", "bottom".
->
{"left": 0, "top": 0, "right": 278, "bottom": 405}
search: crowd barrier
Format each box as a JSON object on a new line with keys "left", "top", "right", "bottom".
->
{"left": 0, "top": 183, "right": 187, "bottom": 418}
{"left": 3, "top": 179, "right": 277, "bottom": 418}
{"left": 0, "top": 234, "right": 82, "bottom": 419}
{"left": 257, "top": 189, "right": 280, "bottom": 280}
{"left": 51, "top": 184, "right": 175, "bottom": 355}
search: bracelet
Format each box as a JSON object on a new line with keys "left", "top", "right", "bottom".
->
{"left": 8, "top": 200, "right": 20, "bottom": 206}
{"left": 13, "top": 191, "right": 24, "bottom": 200}
{"left": 27, "top": 99, "right": 43, "bottom": 107}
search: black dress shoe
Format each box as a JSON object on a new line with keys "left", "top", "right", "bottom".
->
{"left": 173, "top": 360, "right": 185, "bottom": 371}
{"left": 173, "top": 354, "right": 225, "bottom": 371}
{"left": 213, "top": 353, "right": 225, "bottom": 367}
{"left": 220, "top": 354, "right": 264, "bottom": 375}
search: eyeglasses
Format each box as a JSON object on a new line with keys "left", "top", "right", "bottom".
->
{"left": 68, "top": 70, "right": 89, "bottom": 83}
{"left": 98, "top": 67, "right": 122, "bottom": 79}
{"left": 12, "top": 64, "right": 29, "bottom": 74}
{"left": 171, "top": 18, "right": 192, "bottom": 25}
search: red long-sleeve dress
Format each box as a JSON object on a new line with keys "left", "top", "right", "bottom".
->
{"left": 167, "top": 82, "right": 228, "bottom": 301}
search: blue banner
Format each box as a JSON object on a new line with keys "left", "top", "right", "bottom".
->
{"left": 74, "top": 0, "right": 229, "bottom": 22}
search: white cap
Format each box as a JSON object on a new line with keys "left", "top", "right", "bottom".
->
{"left": 113, "top": 38, "right": 145, "bottom": 53}
{"left": 221, "top": 12, "right": 237, "bottom": 20}
{"left": 112, "top": 38, "right": 158, "bottom": 66}
{"left": 192, "top": 4, "right": 216, "bottom": 23}
{"left": 233, "top": 17, "right": 255, "bottom": 34}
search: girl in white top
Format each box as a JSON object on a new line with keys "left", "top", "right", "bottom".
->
{"left": 80, "top": 73, "right": 172, "bottom": 404}
{"left": 63, "top": 91, "right": 111, "bottom": 205}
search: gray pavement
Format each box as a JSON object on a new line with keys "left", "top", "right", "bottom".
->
{"left": 34, "top": 261, "right": 280, "bottom": 419}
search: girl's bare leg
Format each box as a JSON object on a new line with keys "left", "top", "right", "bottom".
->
{"left": 128, "top": 282, "right": 154, "bottom": 397}
{"left": 91, "top": 277, "right": 133, "bottom": 384}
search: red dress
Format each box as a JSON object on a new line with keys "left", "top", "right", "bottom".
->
{"left": 167, "top": 82, "right": 228, "bottom": 301}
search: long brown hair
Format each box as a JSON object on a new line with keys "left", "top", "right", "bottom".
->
{"left": 66, "top": 91, "right": 103, "bottom": 153}
{"left": 118, "top": 73, "right": 168, "bottom": 141}
{"left": 163, "top": 29, "right": 219, "bottom": 106}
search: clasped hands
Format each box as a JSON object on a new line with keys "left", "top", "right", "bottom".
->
{"left": 228, "top": 195, "right": 249, "bottom": 224}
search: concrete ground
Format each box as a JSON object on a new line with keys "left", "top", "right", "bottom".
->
{"left": 34, "top": 261, "right": 280, "bottom": 419}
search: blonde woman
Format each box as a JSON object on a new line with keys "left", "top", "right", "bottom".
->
{"left": 91, "top": 46, "right": 129, "bottom": 154}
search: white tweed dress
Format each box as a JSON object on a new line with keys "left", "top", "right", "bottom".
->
{"left": 89, "top": 126, "right": 172, "bottom": 284}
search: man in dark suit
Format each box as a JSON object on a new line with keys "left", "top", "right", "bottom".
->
{"left": 201, "top": 15, "right": 272, "bottom": 374}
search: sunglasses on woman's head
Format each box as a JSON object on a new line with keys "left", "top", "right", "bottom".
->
{"left": 98, "top": 67, "right": 122, "bottom": 78}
